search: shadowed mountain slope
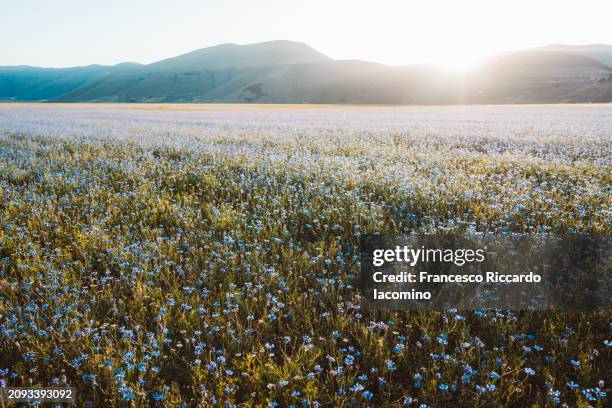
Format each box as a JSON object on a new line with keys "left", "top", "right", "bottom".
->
{"left": 0, "top": 63, "right": 141, "bottom": 101}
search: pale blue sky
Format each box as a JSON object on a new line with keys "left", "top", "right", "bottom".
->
{"left": 2, "top": 0, "right": 612, "bottom": 68}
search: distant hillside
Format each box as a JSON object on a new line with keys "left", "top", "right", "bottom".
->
{"left": 1, "top": 41, "right": 611, "bottom": 104}
{"left": 562, "top": 77, "right": 612, "bottom": 103}
{"left": 532, "top": 44, "right": 612, "bottom": 68}
{"left": 0, "top": 63, "right": 141, "bottom": 101}
{"left": 462, "top": 51, "right": 612, "bottom": 103}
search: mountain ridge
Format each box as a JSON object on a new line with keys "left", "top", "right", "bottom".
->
{"left": 530, "top": 43, "right": 612, "bottom": 68}
{"left": 1, "top": 41, "right": 611, "bottom": 104}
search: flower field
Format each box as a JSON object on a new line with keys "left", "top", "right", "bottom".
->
{"left": 0, "top": 104, "right": 610, "bottom": 406}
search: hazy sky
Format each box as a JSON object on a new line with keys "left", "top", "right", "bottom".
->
{"left": 2, "top": 0, "right": 612, "bottom": 69}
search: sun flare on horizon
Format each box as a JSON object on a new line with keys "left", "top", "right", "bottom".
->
{"left": 428, "top": 49, "right": 494, "bottom": 71}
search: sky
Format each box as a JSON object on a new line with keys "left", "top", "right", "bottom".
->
{"left": 2, "top": 0, "right": 612, "bottom": 69}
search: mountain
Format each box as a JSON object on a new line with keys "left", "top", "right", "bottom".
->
{"left": 460, "top": 51, "right": 612, "bottom": 103}
{"left": 1, "top": 41, "right": 611, "bottom": 104}
{"left": 532, "top": 44, "right": 612, "bottom": 68}
{"left": 149, "top": 40, "right": 331, "bottom": 71}
{"left": 59, "top": 41, "right": 331, "bottom": 102}
{"left": 194, "top": 52, "right": 612, "bottom": 104}
{"left": 0, "top": 63, "right": 142, "bottom": 101}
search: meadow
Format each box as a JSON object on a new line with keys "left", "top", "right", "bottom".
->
{"left": 0, "top": 104, "right": 610, "bottom": 407}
